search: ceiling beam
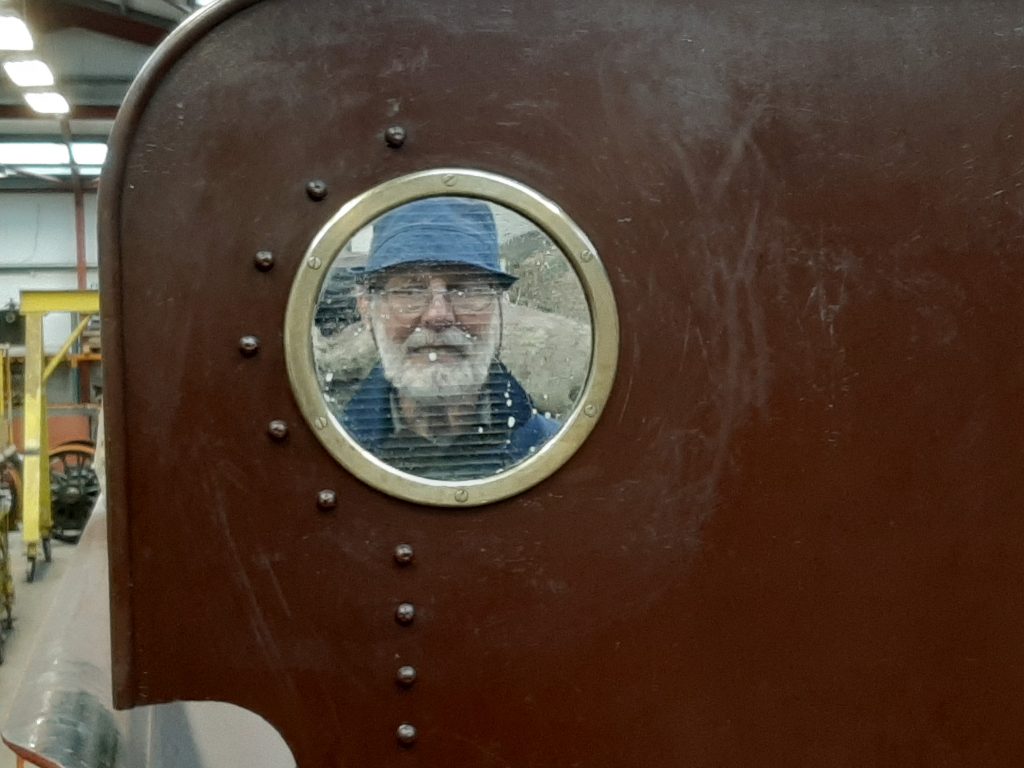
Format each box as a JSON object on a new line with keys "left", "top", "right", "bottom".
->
{"left": 0, "top": 104, "right": 120, "bottom": 120}
{"left": 26, "top": 0, "right": 177, "bottom": 46}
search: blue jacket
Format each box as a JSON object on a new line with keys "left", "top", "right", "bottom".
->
{"left": 341, "top": 363, "right": 560, "bottom": 480}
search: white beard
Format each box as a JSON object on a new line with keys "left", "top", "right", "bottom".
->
{"left": 371, "top": 306, "right": 499, "bottom": 401}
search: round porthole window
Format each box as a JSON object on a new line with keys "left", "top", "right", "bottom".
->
{"left": 284, "top": 169, "right": 618, "bottom": 506}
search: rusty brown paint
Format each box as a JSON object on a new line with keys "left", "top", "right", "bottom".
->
{"left": 100, "top": 0, "right": 1024, "bottom": 765}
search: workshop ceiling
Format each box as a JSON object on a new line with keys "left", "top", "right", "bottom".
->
{"left": 1, "top": 0, "right": 205, "bottom": 188}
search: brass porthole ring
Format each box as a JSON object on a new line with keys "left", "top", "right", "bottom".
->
{"left": 284, "top": 168, "right": 619, "bottom": 506}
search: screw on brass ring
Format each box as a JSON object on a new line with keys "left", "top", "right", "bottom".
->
{"left": 254, "top": 250, "right": 274, "bottom": 271}
{"left": 267, "top": 420, "right": 288, "bottom": 440}
{"left": 396, "top": 665, "right": 417, "bottom": 687}
{"left": 306, "top": 180, "right": 328, "bottom": 201}
{"left": 239, "top": 335, "right": 260, "bottom": 357}
{"left": 317, "top": 489, "right": 338, "bottom": 511}
{"left": 395, "top": 602, "right": 416, "bottom": 625}
{"left": 393, "top": 544, "right": 414, "bottom": 565}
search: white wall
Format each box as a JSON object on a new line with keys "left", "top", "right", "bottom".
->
{"left": 0, "top": 191, "right": 99, "bottom": 353}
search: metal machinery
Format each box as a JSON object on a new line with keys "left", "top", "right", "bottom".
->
{"left": 0, "top": 345, "right": 15, "bottom": 662}
{"left": 19, "top": 291, "right": 102, "bottom": 581}
{"left": 97, "top": 1, "right": 1022, "bottom": 765}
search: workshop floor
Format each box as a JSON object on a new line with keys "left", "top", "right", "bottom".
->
{"left": 0, "top": 531, "right": 74, "bottom": 768}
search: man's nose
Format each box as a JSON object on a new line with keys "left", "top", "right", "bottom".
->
{"left": 420, "top": 286, "right": 456, "bottom": 327}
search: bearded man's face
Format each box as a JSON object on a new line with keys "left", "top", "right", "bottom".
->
{"left": 365, "top": 267, "right": 500, "bottom": 400}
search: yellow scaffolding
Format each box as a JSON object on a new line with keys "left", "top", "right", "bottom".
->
{"left": 19, "top": 290, "right": 100, "bottom": 579}
{"left": 1, "top": 344, "right": 15, "bottom": 646}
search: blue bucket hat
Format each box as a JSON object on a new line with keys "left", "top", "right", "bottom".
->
{"left": 363, "top": 197, "right": 516, "bottom": 286}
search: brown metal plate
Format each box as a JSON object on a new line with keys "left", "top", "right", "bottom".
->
{"left": 100, "top": 1, "right": 1024, "bottom": 765}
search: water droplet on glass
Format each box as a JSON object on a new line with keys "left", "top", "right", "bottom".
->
{"left": 544, "top": 412, "right": 552, "bottom": 418}
{"left": 506, "top": 398, "right": 513, "bottom": 407}
{"left": 478, "top": 426, "right": 484, "bottom": 434}
{"left": 325, "top": 372, "right": 334, "bottom": 382}
{"left": 507, "top": 416, "right": 516, "bottom": 428}
{"left": 428, "top": 351, "right": 438, "bottom": 362}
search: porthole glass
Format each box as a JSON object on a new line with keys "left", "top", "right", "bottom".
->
{"left": 285, "top": 169, "right": 617, "bottom": 506}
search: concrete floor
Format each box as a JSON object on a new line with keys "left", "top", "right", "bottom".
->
{"left": 0, "top": 531, "right": 73, "bottom": 768}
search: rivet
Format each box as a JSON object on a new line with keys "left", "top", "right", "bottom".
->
{"left": 307, "top": 256, "right": 323, "bottom": 270}
{"left": 442, "top": 174, "right": 457, "bottom": 187}
{"left": 396, "top": 665, "right": 417, "bottom": 687}
{"left": 396, "top": 723, "right": 418, "bottom": 746}
{"left": 394, "top": 544, "right": 415, "bottom": 565}
{"left": 306, "top": 180, "right": 328, "bottom": 201}
{"left": 580, "top": 249, "right": 594, "bottom": 263}
{"left": 314, "top": 416, "right": 328, "bottom": 430}
{"left": 254, "top": 250, "right": 274, "bottom": 271}
{"left": 267, "top": 420, "right": 288, "bottom": 440}
{"left": 584, "top": 403, "right": 597, "bottom": 417}
{"left": 317, "top": 489, "right": 337, "bottom": 511}
{"left": 239, "top": 335, "right": 260, "bottom": 356}
{"left": 395, "top": 602, "right": 416, "bottom": 625}
{"left": 454, "top": 488, "right": 469, "bottom": 503}
{"left": 384, "top": 125, "right": 406, "bottom": 148}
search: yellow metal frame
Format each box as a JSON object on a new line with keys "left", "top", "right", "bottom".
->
{"left": 1, "top": 345, "right": 14, "bottom": 627}
{"left": 1, "top": 344, "right": 12, "bottom": 450}
{"left": 19, "top": 290, "right": 100, "bottom": 566}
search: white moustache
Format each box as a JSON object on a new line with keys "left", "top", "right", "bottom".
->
{"left": 403, "top": 328, "right": 474, "bottom": 355}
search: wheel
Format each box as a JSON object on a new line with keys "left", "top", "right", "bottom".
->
{"left": 49, "top": 443, "right": 100, "bottom": 544}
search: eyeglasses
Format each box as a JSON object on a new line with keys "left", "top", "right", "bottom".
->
{"left": 374, "top": 284, "right": 499, "bottom": 315}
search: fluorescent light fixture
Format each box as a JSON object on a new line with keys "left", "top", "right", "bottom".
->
{"left": 0, "top": 142, "right": 70, "bottom": 165}
{"left": 13, "top": 165, "right": 104, "bottom": 177}
{"left": 24, "top": 91, "right": 70, "bottom": 115}
{"left": 3, "top": 59, "right": 54, "bottom": 87}
{"left": 195, "top": 0, "right": 217, "bottom": 5}
{"left": 0, "top": 15, "right": 33, "bottom": 51}
{"left": 71, "top": 143, "right": 107, "bottom": 166}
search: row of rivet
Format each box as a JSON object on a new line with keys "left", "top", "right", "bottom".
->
{"left": 242, "top": 127, "right": 418, "bottom": 748}
{"left": 394, "top": 542, "right": 417, "bottom": 746}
